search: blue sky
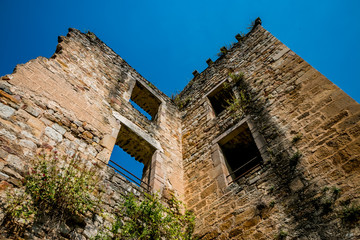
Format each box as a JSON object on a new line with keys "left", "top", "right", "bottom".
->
{"left": 1, "top": 0, "right": 359, "bottom": 181}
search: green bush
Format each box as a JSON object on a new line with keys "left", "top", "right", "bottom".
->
{"left": 96, "top": 193, "right": 196, "bottom": 240}
{"left": 3, "top": 151, "right": 100, "bottom": 235}
{"left": 341, "top": 203, "right": 360, "bottom": 223}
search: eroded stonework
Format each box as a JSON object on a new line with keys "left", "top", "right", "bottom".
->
{"left": 0, "top": 20, "right": 359, "bottom": 239}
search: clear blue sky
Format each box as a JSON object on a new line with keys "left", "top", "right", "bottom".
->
{"left": 1, "top": 0, "right": 359, "bottom": 181}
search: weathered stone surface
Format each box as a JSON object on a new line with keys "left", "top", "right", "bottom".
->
{"left": 0, "top": 22, "right": 358, "bottom": 240}
{"left": 6, "top": 154, "right": 23, "bottom": 170}
{"left": 100, "top": 134, "right": 116, "bottom": 150}
{"left": 19, "top": 139, "right": 37, "bottom": 150}
{"left": 0, "top": 102, "right": 15, "bottom": 119}
{"left": 0, "top": 129, "right": 17, "bottom": 141}
{"left": 178, "top": 24, "right": 360, "bottom": 239}
{"left": 52, "top": 123, "right": 67, "bottom": 135}
{"left": 44, "top": 126, "right": 63, "bottom": 142}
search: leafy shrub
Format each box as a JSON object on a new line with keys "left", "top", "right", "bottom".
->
{"left": 229, "top": 72, "right": 244, "bottom": 84}
{"left": 340, "top": 202, "right": 360, "bottom": 223}
{"left": 2, "top": 151, "right": 100, "bottom": 236}
{"left": 96, "top": 193, "right": 196, "bottom": 240}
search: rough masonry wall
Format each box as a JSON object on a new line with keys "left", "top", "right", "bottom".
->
{"left": 179, "top": 24, "right": 360, "bottom": 239}
{"left": 0, "top": 28, "right": 183, "bottom": 238}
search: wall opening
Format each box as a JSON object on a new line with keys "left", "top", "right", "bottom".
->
{"left": 111, "top": 123, "right": 156, "bottom": 191}
{"left": 217, "top": 122, "right": 263, "bottom": 183}
{"left": 130, "top": 81, "right": 161, "bottom": 121}
{"left": 207, "top": 83, "right": 234, "bottom": 116}
{"left": 129, "top": 99, "right": 152, "bottom": 120}
{"left": 110, "top": 146, "right": 144, "bottom": 185}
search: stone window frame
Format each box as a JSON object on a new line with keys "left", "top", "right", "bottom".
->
{"left": 112, "top": 111, "right": 164, "bottom": 192}
{"left": 204, "top": 78, "right": 235, "bottom": 117}
{"left": 211, "top": 116, "right": 267, "bottom": 189}
{"left": 124, "top": 78, "right": 163, "bottom": 122}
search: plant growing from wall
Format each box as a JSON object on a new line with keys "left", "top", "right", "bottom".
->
{"left": 274, "top": 229, "right": 288, "bottom": 240}
{"left": 96, "top": 193, "right": 196, "bottom": 240}
{"left": 172, "top": 94, "right": 191, "bottom": 110}
{"left": 217, "top": 43, "right": 235, "bottom": 57}
{"left": 222, "top": 72, "right": 251, "bottom": 119}
{"left": 340, "top": 202, "right": 360, "bottom": 223}
{"left": 291, "top": 133, "right": 302, "bottom": 144}
{"left": 86, "top": 31, "right": 97, "bottom": 40}
{"left": 225, "top": 90, "right": 251, "bottom": 115}
{"left": 2, "top": 151, "right": 101, "bottom": 237}
{"left": 229, "top": 72, "right": 244, "bottom": 84}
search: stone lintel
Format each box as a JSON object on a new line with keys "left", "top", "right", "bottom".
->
{"left": 212, "top": 116, "right": 250, "bottom": 145}
{"left": 112, "top": 111, "right": 163, "bottom": 152}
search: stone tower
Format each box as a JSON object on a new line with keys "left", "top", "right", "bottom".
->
{"left": 0, "top": 19, "right": 359, "bottom": 239}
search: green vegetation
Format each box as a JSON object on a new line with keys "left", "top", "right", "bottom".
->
{"left": 217, "top": 46, "right": 228, "bottom": 57}
{"left": 96, "top": 193, "right": 196, "bottom": 240}
{"left": 340, "top": 202, "right": 360, "bottom": 223}
{"left": 217, "top": 43, "right": 235, "bottom": 57}
{"left": 147, "top": 82, "right": 155, "bottom": 89}
{"left": 289, "top": 151, "right": 302, "bottom": 167}
{"left": 86, "top": 31, "right": 97, "bottom": 40}
{"left": 291, "top": 133, "right": 302, "bottom": 144}
{"left": 235, "top": 32, "right": 245, "bottom": 42}
{"left": 318, "top": 185, "right": 342, "bottom": 214}
{"left": 229, "top": 72, "right": 244, "bottom": 84}
{"left": 172, "top": 94, "right": 191, "bottom": 110}
{"left": 275, "top": 229, "right": 288, "bottom": 240}
{"left": 2, "top": 151, "right": 100, "bottom": 236}
{"left": 332, "top": 186, "right": 341, "bottom": 196}
{"left": 224, "top": 71, "right": 250, "bottom": 117}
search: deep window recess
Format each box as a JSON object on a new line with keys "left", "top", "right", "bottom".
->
{"left": 130, "top": 81, "right": 161, "bottom": 120}
{"left": 110, "top": 146, "right": 144, "bottom": 185}
{"left": 130, "top": 99, "right": 152, "bottom": 120}
{"left": 218, "top": 122, "right": 262, "bottom": 183}
{"left": 208, "top": 83, "right": 234, "bottom": 116}
{"left": 109, "top": 124, "right": 156, "bottom": 192}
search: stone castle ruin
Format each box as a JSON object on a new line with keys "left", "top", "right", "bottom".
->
{"left": 0, "top": 18, "right": 359, "bottom": 239}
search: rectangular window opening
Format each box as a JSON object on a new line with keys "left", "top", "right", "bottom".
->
{"left": 110, "top": 145, "right": 144, "bottom": 185}
{"left": 218, "top": 122, "right": 262, "bottom": 183}
{"left": 130, "top": 99, "right": 152, "bottom": 120}
{"left": 208, "top": 82, "right": 234, "bottom": 116}
{"left": 110, "top": 124, "right": 156, "bottom": 191}
{"left": 130, "top": 81, "right": 161, "bottom": 121}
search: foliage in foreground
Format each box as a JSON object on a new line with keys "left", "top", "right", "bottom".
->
{"left": 2, "top": 151, "right": 100, "bottom": 236}
{"left": 96, "top": 193, "right": 196, "bottom": 240}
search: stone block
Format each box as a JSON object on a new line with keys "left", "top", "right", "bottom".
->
{"left": 0, "top": 102, "right": 15, "bottom": 119}
{"left": 200, "top": 182, "right": 217, "bottom": 199}
{"left": 100, "top": 134, "right": 116, "bottom": 150}
{"left": 0, "top": 180, "right": 11, "bottom": 192}
{"left": 19, "top": 139, "right": 37, "bottom": 150}
{"left": 45, "top": 126, "right": 63, "bottom": 142}
{"left": 241, "top": 216, "right": 260, "bottom": 230}
{"left": 342, "top": 157, "right": 360, "bottom": 174}
{"left": 52, "top": 123, "right": 66, "bottom": 135}
{"left": 289, "top": 177, "right": 304, "bottom": 192}
{"left": 0, "top": 129, "right": 17, "bottom": 141}
{"left": 96, "top": 148, "right": 111, "bottom": 163}
{"left": 25, "top": 105, "right": 41, "bottom": 117}
{"left": 6, "top": 154, "right": 23, "bottom": 171}
{"left": 228, "top": 226, "right": 243, "bottom": 238}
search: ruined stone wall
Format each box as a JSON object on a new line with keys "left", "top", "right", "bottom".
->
{"left": 179, "top": 24, "right": 360, "bottom": 239}
{"left": 0, "top": 28, "right": 183, "bottom": 238}
{"left": 1, "top": 22, "right": 359, "bottom": 240}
